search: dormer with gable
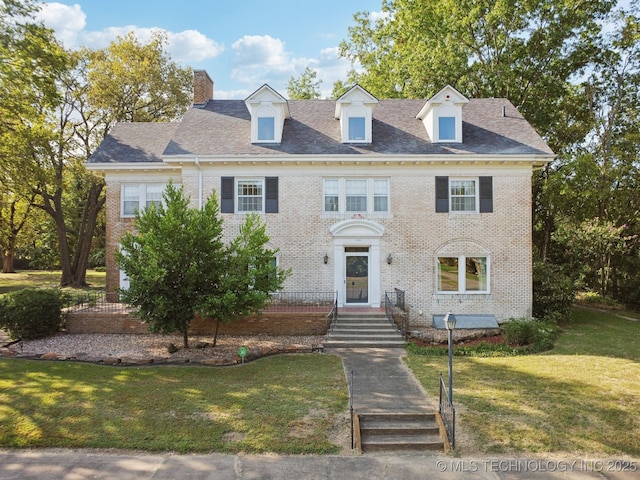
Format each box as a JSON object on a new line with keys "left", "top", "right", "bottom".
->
{"left": 244, "top": 85, "right": 290, "bottom": 144}
{"left": 416, "top": 85, "right": 469, "bottom": 143}
{"left": 334, "top": 85, "right": 378, "bottom": 144}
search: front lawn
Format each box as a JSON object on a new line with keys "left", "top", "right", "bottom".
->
{"left": 0, "top": 354, "right": 348, "bottom": 454}
{"left": 405, "top": 309, "right": 640, "bottom": 456}
{"left": 0, "top": 270, "right": 105, "bottom": 295}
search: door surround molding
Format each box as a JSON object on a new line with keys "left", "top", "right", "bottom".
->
{"left": 330, "top": 219, "right": 384, "bottom": 307}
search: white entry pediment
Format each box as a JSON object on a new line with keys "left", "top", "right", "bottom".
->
{"left": 329, "top": 219, "right": 385, "bottom": 238}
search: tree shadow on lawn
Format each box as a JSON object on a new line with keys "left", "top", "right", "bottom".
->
{"left": 407, "top": 354, "right": 640, "bottom": 456}
{"left": 0, "top": 355, "right": 348, "bottom": 454}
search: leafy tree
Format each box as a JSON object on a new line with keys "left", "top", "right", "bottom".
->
{"left": 117, "top": 184, "right": 288, "bottom": 348}
{"left": 0, "top": 185, "right": 35, "bottom": 273}
{"left": 537, "top": 7, "right": 640, "bottom": 302}
{"left": 339, "top": 0, "right": 614, "bottom": 139}
{"left": 8, "top": 29, "right": 193, "bottom": 286}
{"left": 287, "top": 66, "right": 322, "bottom": 99}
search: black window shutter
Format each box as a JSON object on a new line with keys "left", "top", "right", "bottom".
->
{"left": 435, "top": 176, "right": 449, "bottom": 212}
{"left": 265, "top": 177, "right": 279, "bottom": 213}
{"left": 479, "top": 176, "right": 493, "bottom": 213}
{"left": 221, "top": 177, "right": 234, "bottom": 213}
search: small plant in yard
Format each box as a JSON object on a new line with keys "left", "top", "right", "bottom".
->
{"left": 0, "top": 288, "right": 64, "bottom": 340}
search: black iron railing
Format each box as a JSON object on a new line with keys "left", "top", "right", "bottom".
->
{"left": 439, "top": 372, "right": 456, "bottom": 449}
{"left": 264, "top": 291, "right": 337, "bottom": 312}
{"left": 326, "top": 292, "right": 338, "bottom": 333}
{"left": 384, "top": 288, "right": 409, "bottom": 338}
{"left": 65, "top": 291, "right": 338, "bottom": 315}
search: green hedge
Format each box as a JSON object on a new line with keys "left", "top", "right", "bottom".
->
{"left": 0, "top": 288, "right": 64, "bottom": 340}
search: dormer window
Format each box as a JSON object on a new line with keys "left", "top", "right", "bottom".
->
{"left": 438, "top": 115, "right": 456, "bottom": 141}
{"left": 335, "top": 85, "right": 378, "bottom": 144}
{"left": 417, "top": 85, "right": 469, "bottom": 143}
{"left": 245, "top": 85, "right": 290, "bottom": 144}
{"left": 257, "top": 114, "right": 275, "bottom": 141}
{"left": 348, "top": 114, "right": 366, "bottom": 141}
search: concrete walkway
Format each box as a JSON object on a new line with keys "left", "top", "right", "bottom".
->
{"left": 330, "top": 347, "right": 435, "bottom": 413}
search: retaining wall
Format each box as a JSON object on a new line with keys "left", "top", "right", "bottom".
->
{"left": 66, "top": 311, "right": 328, "bottom": 336}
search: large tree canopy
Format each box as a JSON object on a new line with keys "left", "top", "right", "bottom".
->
{"left": 340, "top": 0, "right": 614, "bottom": 143}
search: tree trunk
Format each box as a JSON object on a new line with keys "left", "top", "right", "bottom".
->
{"left": 212, "top": 320, "right": 220, "bottom": 347}
{"left": 2, "top": 252, "right": 15, "bottom": 274}
{"left": 182, "top": 329, "right": 189, "bottom": 349}
{"left": 70, "top": 181, "right": 105, "bottom": 287}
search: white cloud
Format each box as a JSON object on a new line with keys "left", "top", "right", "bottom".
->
{"left": 37, "top": 2, "right": 86, "bottom": 48}
{"left": 230, "top": 34, "right": 321, "bottom": 90}
{"left": 39, "top": 2, "right": 223, "bottom": 65}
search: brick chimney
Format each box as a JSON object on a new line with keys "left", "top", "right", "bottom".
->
{"left": 193, "top": 70, "right": 213, "bottom": 106}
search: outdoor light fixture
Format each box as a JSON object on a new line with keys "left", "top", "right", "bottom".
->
{"left": 444, "top": 312, "right": 457, "bottom": 330}
{"left": 387, "top": 254, "right": 393, "bottom": 265}
{"left": 323, "top": 254, "right": 329, "bottom": 264}
{"left": 444, "top": 311, "right": 457, "bottom": 402}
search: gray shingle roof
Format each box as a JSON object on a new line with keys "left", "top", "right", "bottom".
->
{"left": 87, "top": 97, "right": 553, "bottom": 164}
{"left": 88, "top": 122, "right": 178, "bottom": 164}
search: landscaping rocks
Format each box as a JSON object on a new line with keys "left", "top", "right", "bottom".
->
{"left": 3, "top": 333, "right": 325, "bottom": 366}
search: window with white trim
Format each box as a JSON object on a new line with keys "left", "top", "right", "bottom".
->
{"left": 348, "top": 116, "right": 366, "bottom": 141}
{"left": 450, "top": 178, "right": 477, "bottom": 212}
{"left": 237, "top": 179, "right": 264, "bottom": 213}
{"left": 439, "top": 116, "right": 456, "bottom": 141}
{"left": 438, "top": 256, "right": 489, "bottom": 293}
{"left": 121, "top": 184, "right": 166, "bottom": 217}
{"left": 323, "top": 178, "right": 389, "bottom": 214}
{"left": 257, "top": 116, "right": 275, "bottom": 141}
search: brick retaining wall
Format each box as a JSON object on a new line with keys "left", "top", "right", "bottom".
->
{"left": 66, "top": 311, "right": 328, "bottom": 336}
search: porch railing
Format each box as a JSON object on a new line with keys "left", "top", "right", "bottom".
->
{"left": 384, "top": 288, "right": 409, "bottom": 338}
{"left": 439, "top": 372, "right": 456, "bottom": 449}
{"left": 65, "top": 291, "right": 338, "bottom": 315}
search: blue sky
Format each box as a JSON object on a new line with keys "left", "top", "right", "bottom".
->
{"left": 38, "top": 1, "right": 384, "bottom": 99}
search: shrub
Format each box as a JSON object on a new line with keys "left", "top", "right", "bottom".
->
{"left": 501, "top": 318, "right": 559, "bottom": 352}
{"left": 533, "top": 261, "right": 576, "bottom": 323}
{"left": 0, "top": 288, "right": 64, "bottom": 340}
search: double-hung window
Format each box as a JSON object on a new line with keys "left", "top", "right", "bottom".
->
{"left": 438, "top": 256, "right": 489, "bottom": 293}
{"left": 237, "top": 179, "right": 264, "bottom": 213}
{"left": 323, "top": 178, "right": 389, "bottom": 214}
{"left": 435, "top": 176, "right": 493, "bottom": 213}
{"left": 346, "top": 180, "right": 367, "bottom": 212}
{"left": 121, "top": 184, "right": 166, "bottom": 218}
{"left": 221, "top": 177, "right": 279, "bottom": 214}
{"left": 450, "top": 179, "right": 477, "bottom": 212}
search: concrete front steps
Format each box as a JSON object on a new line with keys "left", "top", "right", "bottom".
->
{"left": 325, "top": 312, "right": 405, "bottom": 348}
{"left": 358, "top": 412, "right": 445, "bottom": 453}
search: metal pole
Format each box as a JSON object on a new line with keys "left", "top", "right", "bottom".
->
{"left": 447, "top": 328, "right": 453, "bottom": 403}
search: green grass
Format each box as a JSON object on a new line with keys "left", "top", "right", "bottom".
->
{"left": 0, "top": 270, "right": 105, "bottom": 295}
{"left": 0, "top": 354, "right": 348, "bottom": 454}
{"left": 405, "top": 309, "right": 640, "bottom": 456}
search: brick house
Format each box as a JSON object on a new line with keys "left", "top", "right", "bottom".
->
{"left": 87, "top": 70, "right": 554, "bottom": 329}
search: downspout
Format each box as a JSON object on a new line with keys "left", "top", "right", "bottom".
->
{"left": 195, "top": 157, "right": 203, "bottom": 210}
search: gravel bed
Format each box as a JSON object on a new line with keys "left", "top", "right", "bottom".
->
{"left": 7, "top": 333, "right": 325, "bottom": 362}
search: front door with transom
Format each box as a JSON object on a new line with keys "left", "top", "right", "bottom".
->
{"left": 329, "top": 219, "right": 384, "bottom": 308}
{"left": 345, "top": 247, "right": 369, "bottom": 304}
